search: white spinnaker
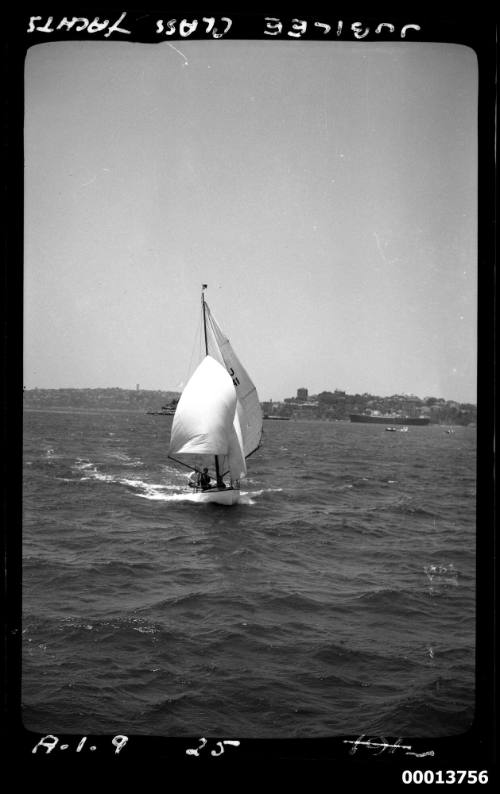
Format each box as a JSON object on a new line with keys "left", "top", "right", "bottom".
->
{"left": 205, "top": 303, "right": 263, "bottom": 459}
{"left": 168, "top": 356, "right": 237, "bottom": 460}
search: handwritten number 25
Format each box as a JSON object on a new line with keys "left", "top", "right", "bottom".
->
{"left": 186, "top": 738, "right": 240, "bottom": 757}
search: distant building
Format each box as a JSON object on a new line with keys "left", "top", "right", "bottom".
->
{"left": 297, "top": 387, "right": 308, "bottom": 401}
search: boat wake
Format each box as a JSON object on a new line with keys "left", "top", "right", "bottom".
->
{"left": 73, "top": 459, "right": 115, "bottom": 483}
{"left": 103, "top": 451, "right": 144, "bottom": 467}
{"left": 72, "top": 459, "right": 180, "bottom": 497}
{"left": 70, "top": 459, "right": 277, "bottom": 504}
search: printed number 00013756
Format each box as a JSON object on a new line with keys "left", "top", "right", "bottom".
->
{"left": 402, "top": 770, "right": 489, "bottom": 785}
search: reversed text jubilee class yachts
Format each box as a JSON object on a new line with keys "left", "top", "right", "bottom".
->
{"left": 27, "top": 14, "right": 422, "bottom": 41}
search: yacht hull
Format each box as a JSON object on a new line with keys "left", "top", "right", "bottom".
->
{"left": 190, "top": 487, "right": 240, "bottom": 505}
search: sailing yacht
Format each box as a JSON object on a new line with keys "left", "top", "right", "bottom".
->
{"left": 168, "top": 285, "right": 263, "bottom": 505}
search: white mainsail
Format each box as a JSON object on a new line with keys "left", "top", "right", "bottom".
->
{"left": 226, "top": 408, "right": 247, "bottom": 481}
{"left": 204, "top": 302, "right": 263, "bottom": 459}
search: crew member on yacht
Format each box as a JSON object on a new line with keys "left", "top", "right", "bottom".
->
{"left": 200, "top": 468, "right": 211, "bottom": 490}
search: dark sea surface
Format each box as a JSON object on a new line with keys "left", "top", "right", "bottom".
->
{"left": 22, "top": 410, "right": 476, "bottom": 738}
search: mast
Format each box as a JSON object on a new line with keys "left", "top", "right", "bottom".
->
{"left": 201, "top": 284, "right": 208, "bottom": 356}
{"left": 202, "top": 284, "right": 220, "bottom": 482}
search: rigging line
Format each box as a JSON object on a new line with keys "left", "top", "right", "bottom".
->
{"left": 185, "top": 310, "right": 202, "bottom": 385}
{"left": 245, "top": 443, "right": 262, "bottom": 461}
{"left": 167, "top": 454, "right": 201, "bottom": 473}
{"left": 204, "top": 306, "right": 215, "bottom": 347}
{"left": 206, "top": 305, "right": 225, "bottom": 346}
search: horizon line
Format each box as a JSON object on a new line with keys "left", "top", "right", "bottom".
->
{"left": 23, "top": 385, "right": 477, "bottom": 406}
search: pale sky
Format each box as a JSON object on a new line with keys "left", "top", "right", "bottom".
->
{"left": 24, "top": 40, "right": 478, "bottom": 403}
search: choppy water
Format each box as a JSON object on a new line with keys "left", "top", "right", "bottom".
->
{"left": 22, "top": 410, "right": 476, "bottom": 738}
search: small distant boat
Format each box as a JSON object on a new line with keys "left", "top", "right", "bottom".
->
{"left": 264, "top": 415, "right": 290, "bottom": 421}
{"left": 147, "top": 400, "right": 178, "bottom": 416}
{"left": 444, "top": 427, "right": 455, "bottom": 435}
{"left": 386, "top": 425, "right": 408, "bottom": 433}
{"left": 167, "top": 285, "right": 263, "bottom": 506}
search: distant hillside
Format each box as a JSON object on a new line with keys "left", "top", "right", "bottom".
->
{"left": 23, "top": 388, "right": 181, "bottom": 413}
{"left": 23, "top": 387, "right": 477, "bottom": 426}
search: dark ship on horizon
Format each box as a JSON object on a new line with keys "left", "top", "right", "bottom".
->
{"left": 350, "top": 412, "right": 430, "bottom": 426}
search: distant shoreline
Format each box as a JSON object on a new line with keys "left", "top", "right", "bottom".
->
{"left": 23, "top": 407, "right": 148, "bottom": 415}
{"left": 23, "top": 387, "right": 476, "bottom": 426}
{"left": 21, "top": 408, "right": 476, "bottom": 428}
